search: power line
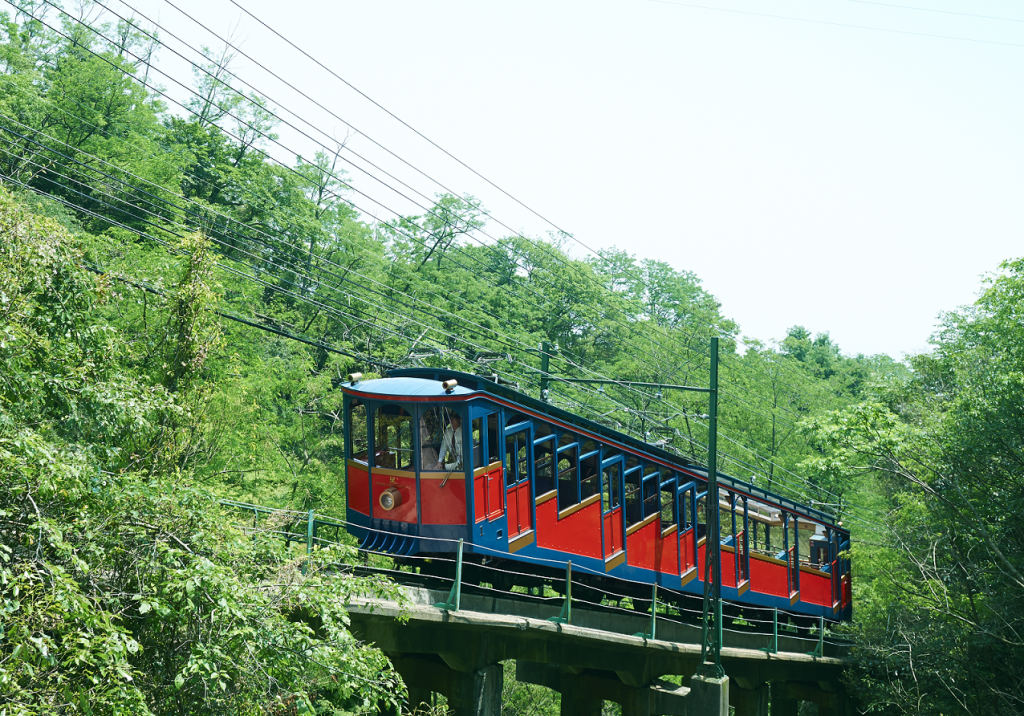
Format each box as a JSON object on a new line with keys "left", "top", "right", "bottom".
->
{"left": 8, "top": 0, "right": 872, "bottom": 510}
{"left": 642, "top": 0, "right": 1024, "bottom": 49}
{"left": 54, "top": 0, "right": 710, "bottom": 392}
{"left": 842, "top": 0, "right": 1024, "bottom": 25}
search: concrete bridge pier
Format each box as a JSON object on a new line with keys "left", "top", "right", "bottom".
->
{"left": 770, "top": 681, "right": 848, "bottom": 716}
{"left": 515, "top": 661, "right": 728, "bottom": 716}
{"left": 729, "top": 678, "right": 769, "bottom": 716}
{"left": 390, "top": 653, "right": 502, "bottom": 716}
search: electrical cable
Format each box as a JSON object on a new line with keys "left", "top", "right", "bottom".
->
{"left": 8, "top": 0, "right": 872, "bottom": 510}
{"left": 29, "top": 0, "right": 711, "bottom": 407}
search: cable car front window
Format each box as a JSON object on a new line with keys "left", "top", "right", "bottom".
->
{"left": 374, "top": 404, "right": 413, "bottom": 470}
{"left": 420, "top": 406, "right": 464, "bottom": 471}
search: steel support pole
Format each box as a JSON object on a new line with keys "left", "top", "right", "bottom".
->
{"left": 540, "top": 341, "right": 553, "bottom": 402}
{"left": 434, "top": 539, "right": 464, "bottom": 612}
{"left": 698, "top": 337, "right": 724, "bottom": 678}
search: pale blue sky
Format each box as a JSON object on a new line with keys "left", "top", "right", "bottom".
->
{"left": 109, "top": 0, "right": 1024, "bottom": 358}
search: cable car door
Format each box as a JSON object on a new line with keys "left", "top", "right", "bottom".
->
{"left": 471, "top": 409, "right": 505, "bottom": 551}
{"left": 504, "top": 424, "right": 533, "bottom": 540}
{"left": 601, "top": 455, "right": 624, "bottom": 560}
{"left": 678, "top": 482, "right": 697, "bottom": 576}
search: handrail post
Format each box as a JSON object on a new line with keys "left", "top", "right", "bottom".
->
{"left": 650, "top": 583, "right": 657, "bottom": 640}
{"left": 761, "top": 608, "right": 778, "bottom": 654}
{"left": 773, "top": 608, "right": 779, "bottom": 653}
{"left": 549, "top": 560, "right": 572, "bottom": 624}
{"left": 434, "top": 539, "right": 464, "bottom": 612}
{"left": 807, "top": 615, "right": 825, "bottom": 657}
{"left": 306, "top": 510, "right": 316, "bottom": 555}
{"left": 633, "top": 582, "right": 658, "bottom": 639}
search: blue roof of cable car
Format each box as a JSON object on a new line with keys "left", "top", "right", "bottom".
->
{"left": 350, "top": 377, "right": 476, "bottom": 397}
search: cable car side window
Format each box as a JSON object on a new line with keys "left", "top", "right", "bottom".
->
{"left": 642, "top": 467, "right": 660, "bottom": 518}
{"left": 375, "top": 404, "right": 414, "bottom": 470}
{"left": 624, "top": 461, "right": 643, "bottom": 525}
{"left": 660, "top": 469, "right": 677, "bottom": 531}
{"left": 487, "top": 413, "right": 501, "bottom": 464}
{"left": 349, "top": 400, "right": 369, "bottom": 464}
{"left": 580, "top": 448, "right": 600, "bottom": 501}
{"left": 557, "top": 434, "right": 579, "bottom": 511}
{"left": 534, "top": 423, "right": 556, "bottom": 496}
{"left": 602, "top": 458, "right": 621, "bottom": 512}
{"left": 471, "top": 417, "right": 483, "bottom": 467}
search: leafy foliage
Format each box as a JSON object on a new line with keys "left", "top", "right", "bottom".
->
{"left": 0, "top": 187, "right": 401, "bottom": 715}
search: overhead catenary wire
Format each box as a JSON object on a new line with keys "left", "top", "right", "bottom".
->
{"left": 0, "top": 2, "right": 716, "bottom": 440}
{"left": 72, "top": 0, "right": 715, "bottom": 388}
{"left": 0, "top": 109, "right": 695, "bottom": 431}
{"left": 0, "top": 118, "right": 699, "bottom": 460}
{"left": 24, "top": 0, "right": 710, "bottom": 402}
{"left": 4, "top": 0, "right": 876, "bottom": 516}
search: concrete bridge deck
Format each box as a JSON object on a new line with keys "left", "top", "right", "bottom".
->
{"left": 348, "top": 586, "right": 851, "bottom": 716}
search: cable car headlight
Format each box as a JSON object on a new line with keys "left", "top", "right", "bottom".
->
{"left": 379, "top": 487, "right": 401, "bottom": 511}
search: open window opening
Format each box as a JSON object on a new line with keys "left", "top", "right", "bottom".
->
{"left": 374, "top": 404, "right": 414, "bottom": 470}
{"left": 349, "top": 400, "right": 368, "bottom": 464}
{"left": 419, "top": 406, "right": 462, "bottom": 471}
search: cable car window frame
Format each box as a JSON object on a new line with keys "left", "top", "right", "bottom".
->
{"left": 347, "top": 399, "right": 369, "bottom": 465}
{"left": 659, "top": 472, "right": 678, "bottom": 535}
{"left": 601, "top": 454, "right": 623, "bottom": 513}
{"left": 624, "top": 462, "right": 644, "bottom": 526}
{"left": 533, "top": 429, "right": 556, "bottom": 498}
{"left": 556, "top": 435, "right": 580, "bottom": 512}
{"left": 373, "top": 403, "right": 415, "bottom": 471}
{"left": 579, "top": 448, "right": 600, "bottom": 502}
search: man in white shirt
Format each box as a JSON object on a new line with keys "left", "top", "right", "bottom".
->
{"left": 436, "top": 413, "right": 463, "bottom": 471}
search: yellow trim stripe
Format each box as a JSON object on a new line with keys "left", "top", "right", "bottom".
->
{"left": 604, "top": 551, "right": 626, "bottom": 572}
{"left": 473, "top": 461, "right": 502, "bottom": 478}
{"left": 790, "top": 591, "right": 801, "bottom": 606}
{"left": 799, "top": 564, "right": 832, "bottom": 578}
{"left": 680, "top": 567, "right": 698, "bottom": 587}
{"left": 509, "top": 530, "right": 535, "bottom": 553}
{"left": 661, "top": 523, "right": 677, "bottom": 537}
{"left": 536, "top": 489, "right": 557, "bottom": 505}
{"left": 558, "top": 493, "right": 600, "bottom": 520}
{"left": 626, "top": 513, "right": 659, "bottom": 536}
{"left": 420, "top": 471, "right": 466, "bottom": 481}
{"left": 369, "top": 466, "right": 416, "bottom": 479}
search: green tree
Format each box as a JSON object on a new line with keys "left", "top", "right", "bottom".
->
{"left": 803, "top": 259, "right": 1024, "bottom": 715}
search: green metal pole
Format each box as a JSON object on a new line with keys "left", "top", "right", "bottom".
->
{"left": 306, "top": 509, "right": 315, "bottom": 555}
{"left": 650, "top": 583, "right": 658, "bottom": 640}
{"left": 540, "top": 341, "right": 552, "bottom": 402}
{"left": 433, "top": 538, "right": 464, "bottom": 612}
{"left": 453, "top": 539, "right": 463, "bottom": 612}
{"left": 566, "top": 560, "right": 572, "bottom": 623}
{"left": 698, "top": 337, "right": 724, "bottom": 678}
{"left": 549, "top": 560, "right": 572, "bottom": 624}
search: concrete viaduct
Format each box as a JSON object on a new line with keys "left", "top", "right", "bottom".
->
{"left": 348, "top": 586, "right": 850, "bottom": 716}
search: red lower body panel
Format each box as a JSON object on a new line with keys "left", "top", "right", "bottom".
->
{"left": 507, "top": 482, "right": 532, "bottom": 537}
{"left": 421, "top": 479, "right": 466, "bottom": 525}
{"left": 749, "top": 555, "right": 789, "bottom": 598}
{"left": 371, "top": 472, "right": 417, "bottom": 523}
{"left": 603, "top": 510, "right": 623, "bottom": 555}
{"left": 536, "top": 498, "right": 602, "bottom": 559}
{"left": 348, "top": 462, "right": 370, "bottom": 516}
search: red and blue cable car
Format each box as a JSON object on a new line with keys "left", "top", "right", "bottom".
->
{"left": 342, "top": 369, "right": 852, "bottom": 622}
